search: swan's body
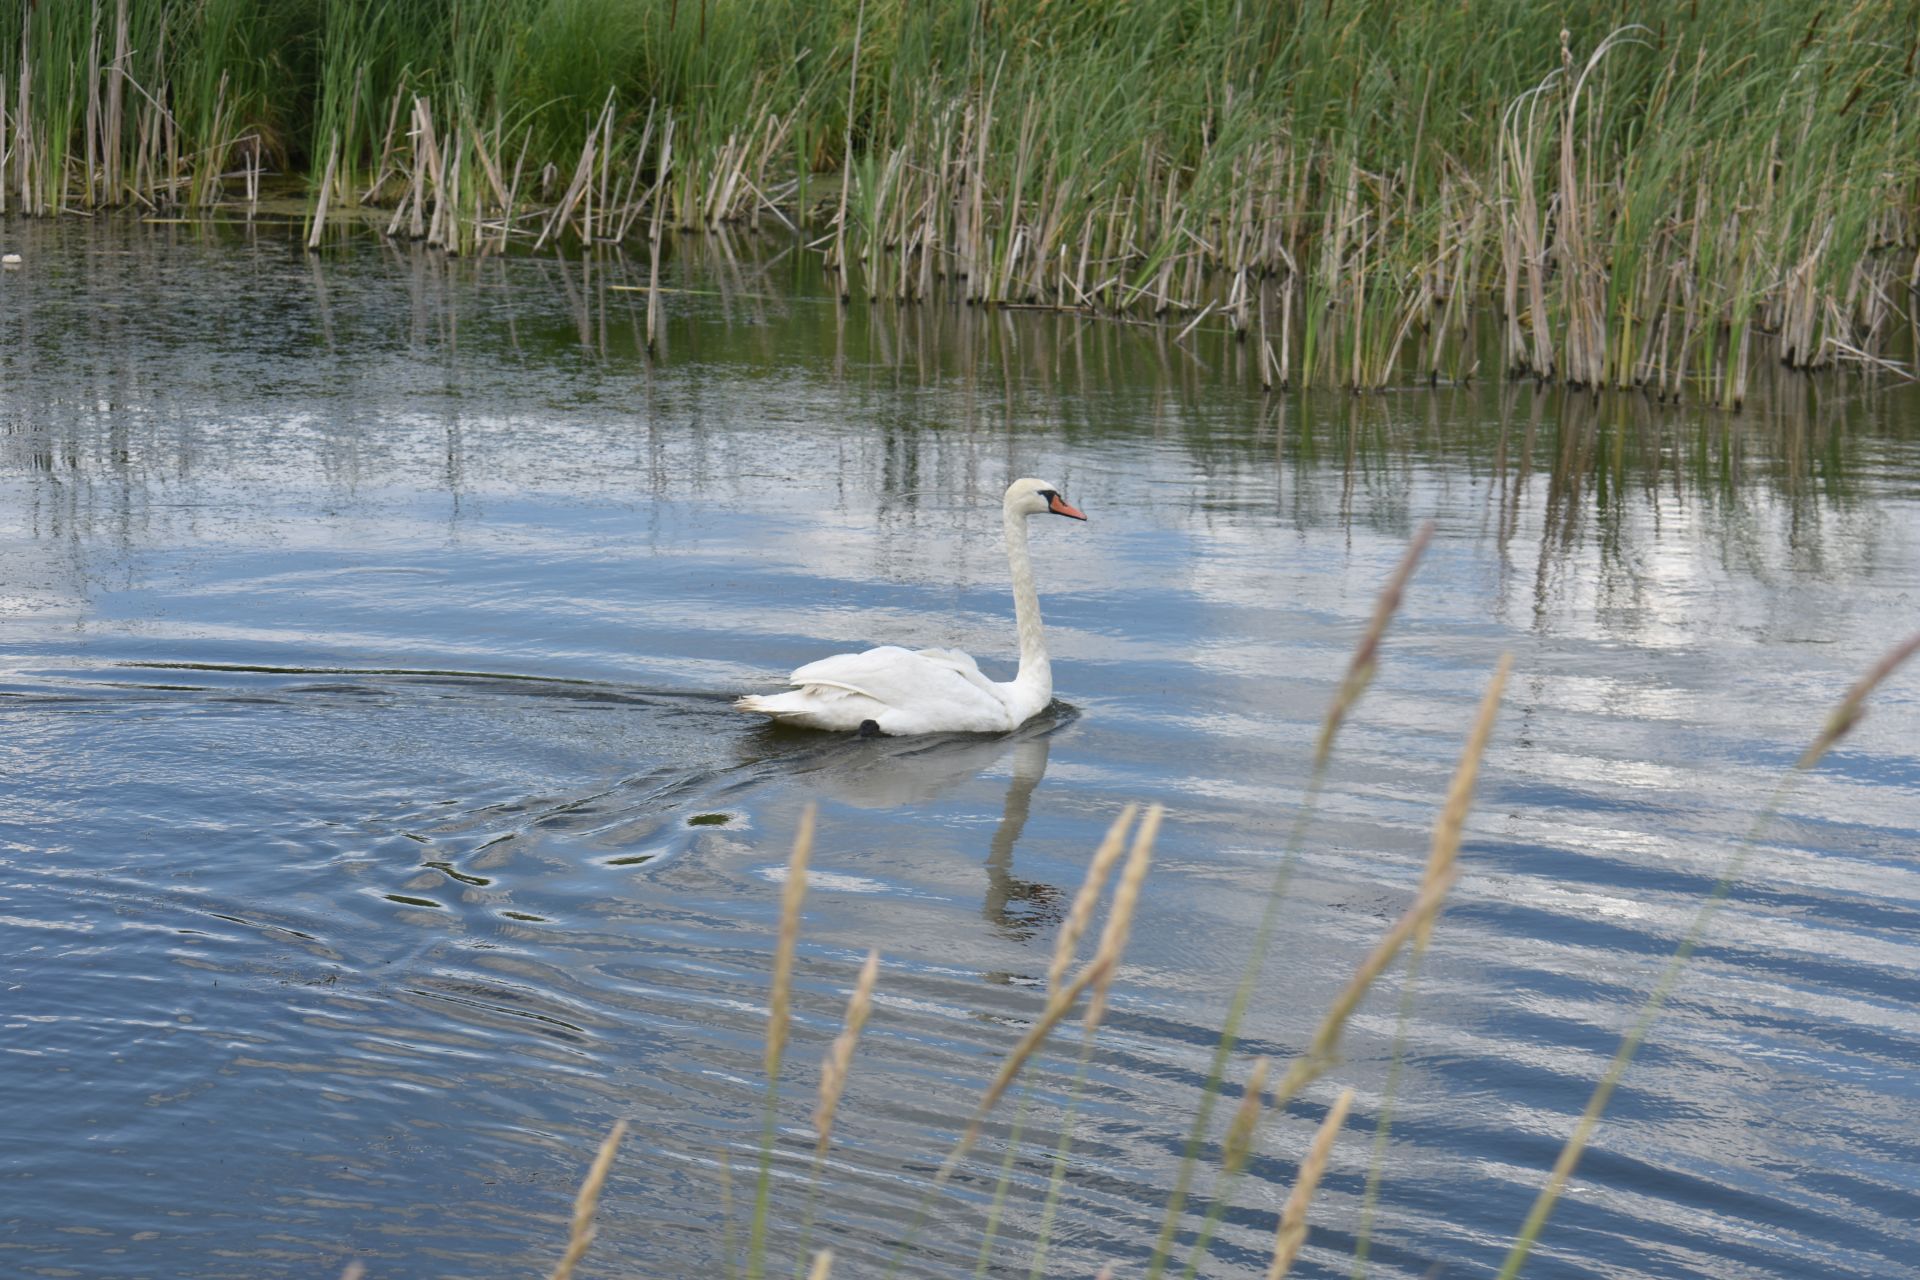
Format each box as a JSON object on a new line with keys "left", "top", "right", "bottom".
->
{"left": 735, "top": 478, "right": 1085, "bottom": 735}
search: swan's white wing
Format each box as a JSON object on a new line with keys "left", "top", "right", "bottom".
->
{"left": 788, "top": 646, "right": 990, "bottom": 706}
{"left": 775, "top": 645, "right": 1012, "bottom": 734}
{"left": 912, "top": 647, "right": 1001, "bottom": 698}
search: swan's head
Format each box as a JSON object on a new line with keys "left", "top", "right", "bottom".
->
{"left": 1004, "top": 477, "right": 1086, "bottom": 521}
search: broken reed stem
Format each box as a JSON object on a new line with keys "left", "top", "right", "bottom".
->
{"left": 807, "top": 1249, "right": 834, "bottom": 1280}
{"left": 1265, "top": 1089, "right": 1355, "bottom": 1280}
{"left": 547, "top": 1119, "right": 628, "bottom": 1280}
{"left": 1147, "top": 526, "right": 1434, "bottom": 1280}
{"left": 749, "top": 805, "right": 816, "bottom": 1280}
{"left": 1498, "top": 632, "right": 1920, "bottom": 1279}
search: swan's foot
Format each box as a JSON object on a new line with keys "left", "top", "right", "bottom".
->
{"left": 857, "top": 719, "right": 882, "bottom": 738}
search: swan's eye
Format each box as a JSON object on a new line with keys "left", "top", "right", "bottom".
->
{"left": 1039, "top": 489, "right": 1057, "bottom": 500}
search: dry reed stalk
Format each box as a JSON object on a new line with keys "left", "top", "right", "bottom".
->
{"left": 14, "top": 47, "right": 31, "bottom": 209}
{"left": 1417, "top": 653, "right": 1513, "bottom": 945}
{"left": 535, "top": 113, "right": 600, "bottom": 251}
{"left": 1270, "top": 866, "right": 1460, "bottom": 1110}
{"left": 1047, "top": 804, "right": 1139, "bottom": 994}
{"left": 1314, "top": 522, "right": 1435, "bottom": 769}
{"left": 104, "top": 0, "right": 128, "bottom": 198}
{"left": 307, "top": 130, "right": 338, "bottom": 252}
{"left": 1263, "top": 1088, "right": 1354, "bottom": 1280}
{"left": 645, "top": 119, "right": 674, "bottom": 353}
{"left": 1083, "top": 804, "right": 1164, "bottom": 1032}
{"left": 406, "top": 98, "right": 429, "bottom": 238}
{"left": 365, "top": 84, "right": 407, "bottom": 202}
{"left": 84, "top": 8, "right": 100, "bottom": 208}
{"left": 813, "top": 948, "right": 880, "bottom": 1153}
{"left": 339, "top": 1264, "right": 365, "bottom": 1280}
{"left": 467, "top": 121, "right": 511, "bottom": 212}
{"left": 942, "top": 805, "right": 1163, "bottom": 1176}
{"left": 548, "top": 1119, "right": 629, "bottom": 1280}
{"left": 807, "top": 1248, "right": 834, "bottom": 1279}
{"left": 830, "top": 0, "right": 866, "bottom": 297}
{"left": 1220, "top": 1057, "right": 1273, "bottom": 1175}
{"left": 765, "top": 803, "right": 816, "bottom": 1077}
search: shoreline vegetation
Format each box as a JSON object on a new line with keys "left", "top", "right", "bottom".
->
{"left": 2, "top": 2, "right": 1918, "bottom": 402}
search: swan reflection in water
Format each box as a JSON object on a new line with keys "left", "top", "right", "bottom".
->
{"left": 782, "top": 713, "right": 1068, "bottom": 943}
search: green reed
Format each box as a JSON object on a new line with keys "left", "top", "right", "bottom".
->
{"left": 3, "top": 2, "right": 1915, "bottom": 393}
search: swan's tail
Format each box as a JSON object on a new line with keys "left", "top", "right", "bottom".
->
{"left": 734, "top": 691, "right": 820, "bottom": 718}
{"left": 733, "top": 693, "right": 783, "bottom": 716}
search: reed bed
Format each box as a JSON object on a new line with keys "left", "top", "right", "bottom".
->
{"left": 3, "top": 2, "right": 1917, "bottom": 401}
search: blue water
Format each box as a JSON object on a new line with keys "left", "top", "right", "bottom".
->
{"left": 3, "top": 217, "right": 1919, "bottom": 1279}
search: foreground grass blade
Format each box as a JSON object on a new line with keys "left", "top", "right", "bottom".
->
{"left": 549, "top": 1119, "right": 629, "bottom": 1280}
{"left": 1266, "top": 1089, "right": 1355, "bottom": 1280}
{"left": 794, "top": 948, "right": 881, "bottom": 1278}
{"left": 749, "top": 805, "right": 816, "bottom": 1280}
{"left": 1497, "top": 633, "right": 1920, "bottom": 1278}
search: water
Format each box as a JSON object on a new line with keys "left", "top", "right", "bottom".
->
{"left": 3, "top": 216, "right": 1918, "bottom": 1280}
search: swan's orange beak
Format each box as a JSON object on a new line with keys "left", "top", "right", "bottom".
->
{"left": 1048, "top": 494, "right": 1087, "bottom": 520}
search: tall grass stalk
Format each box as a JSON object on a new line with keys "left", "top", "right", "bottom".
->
{"left": 1176, "top": 655, "right": 1510, "bottom": 1278}
{"left": 1497, "top": 632, "right": 1920, "bottom": 1277}
{"left": 1145, "top": 523, "right": 1433, "bottom": 1279}
{"left": 792, "top": 948, "right": 879, "bottom": 1279}
{"left": 1266, "top": 1089, "right": 1355, "bottom": 1280}
{"left": 1019, "top": 807, "right": 1139, "bottom": 1278}
{"left": 548, "top": 1119, "right": 628, "bottom": 1280}
{"left": 748, "top": 804, "right": 816, "bottom": 1280}
{"left": 880, "top": 805, "right": 1160, "bottom": 1280}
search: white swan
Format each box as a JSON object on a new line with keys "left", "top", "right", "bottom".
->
{"left": 735, "top": 478, "right": 1086, "bottom": 735}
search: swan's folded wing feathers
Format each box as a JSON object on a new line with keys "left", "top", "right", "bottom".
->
{"left": 913, "top": 647, "right": 999, "bottom": 697}
{"left": 788, "top": 645, "right": 1003, "bottom": 715}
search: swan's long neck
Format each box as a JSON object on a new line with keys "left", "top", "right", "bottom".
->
{"left": 1004, "top": 505, "right": 1051, "bottom": 706}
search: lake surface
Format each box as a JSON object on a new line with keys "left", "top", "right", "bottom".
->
{"left": 2, "top": 216, "right": 1918, "bottom": 1280}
